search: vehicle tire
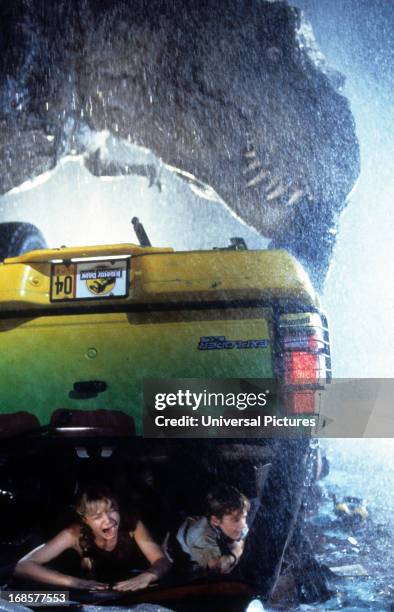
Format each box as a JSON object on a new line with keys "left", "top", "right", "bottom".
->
{"left": 0, "top": 222, "right": 47, "bottom": 261}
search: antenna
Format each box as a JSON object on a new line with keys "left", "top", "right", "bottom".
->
{"left": 131, "top": 217, "right": 152, "bottom": 247}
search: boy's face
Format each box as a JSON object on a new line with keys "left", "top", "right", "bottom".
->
{"left": 210, "top": 507, "right": 248, "bottom": 541}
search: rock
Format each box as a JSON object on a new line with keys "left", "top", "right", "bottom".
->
{"left": 329, "top": 564, "right": 369, "bottom": 577}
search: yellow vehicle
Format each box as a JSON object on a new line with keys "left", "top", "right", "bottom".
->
{"left": 0, "top": 226, "right": 330, "bottom": 430}
{"left": 0, "top": 221, "right": 331, "bottom": 608}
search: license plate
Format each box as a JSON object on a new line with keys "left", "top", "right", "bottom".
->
{"left": 50, "top": 259, "right": 129, "bottom": 301}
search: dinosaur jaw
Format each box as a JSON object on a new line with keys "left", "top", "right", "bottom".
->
{"left": 239, "top": 144, "right": 305, "bottom": 237}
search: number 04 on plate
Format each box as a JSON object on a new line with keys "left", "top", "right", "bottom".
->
{"left": 50, "top": 259, "right": 129, "bottom": 301}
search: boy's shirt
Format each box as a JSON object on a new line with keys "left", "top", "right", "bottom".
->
{"left": 176, "top": 516, "right": 249, "bottom": 569}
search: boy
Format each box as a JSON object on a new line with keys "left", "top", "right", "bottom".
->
{"left": 176, "top": 484, "right": 250, "bottom": 574}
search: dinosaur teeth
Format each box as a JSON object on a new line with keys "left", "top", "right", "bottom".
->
{"left": 242, "top": 140, "right": 304, "bottom": 206}
{"left": 246, "top": 168, "right": 270, "bottom": 187}
{"left": 264, "top": 177, "right": 281, "bottom": 193}
{"left": 287, "top": 189, "right": 304, "bottom": 205}
{"left": 244, "top": 149, "right": 257, "bottom": 159}
{"left": 266, "top": 182, "right": 288, "bottom": 201}
{"left": 242, "top": 158, "right": 262, "bottom": 174}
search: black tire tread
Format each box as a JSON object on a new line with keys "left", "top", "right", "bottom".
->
{"left": 0, "top": 222, "right": 47, "bottom": 261}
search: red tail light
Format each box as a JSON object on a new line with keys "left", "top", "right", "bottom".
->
{"left": 284, "top": 390, "right": 316, "bottom": 414}
{"left": 284, "top": 351, "right": 319, "bottom": 385}
{"left": 279, "top": 313, "right": 331, "bottom": 414}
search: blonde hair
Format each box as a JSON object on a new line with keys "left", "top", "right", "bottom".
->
{"left": 74, "top": 485, "right": 118, "bottom": 518}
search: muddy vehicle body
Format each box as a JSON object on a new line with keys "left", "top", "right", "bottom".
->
{"left": 0, "top": 223, "right": 331, "bottom": 609}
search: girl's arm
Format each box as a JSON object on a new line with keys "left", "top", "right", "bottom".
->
{"left": 15, "top": 527, "right": 108, "bottom": 590}
{"left": 113, "top": 521, "right": 171, "bottom": 592}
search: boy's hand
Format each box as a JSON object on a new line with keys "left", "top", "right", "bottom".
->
{"left": 229, "top": 538, "right": 245, "bottom": 560}
{"left": 207, "top": 540, "right": 245, "bottom": 574}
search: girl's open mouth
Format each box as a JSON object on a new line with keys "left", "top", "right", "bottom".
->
{"left": 102, "top": 524, "right": 118, "bottom": 538}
